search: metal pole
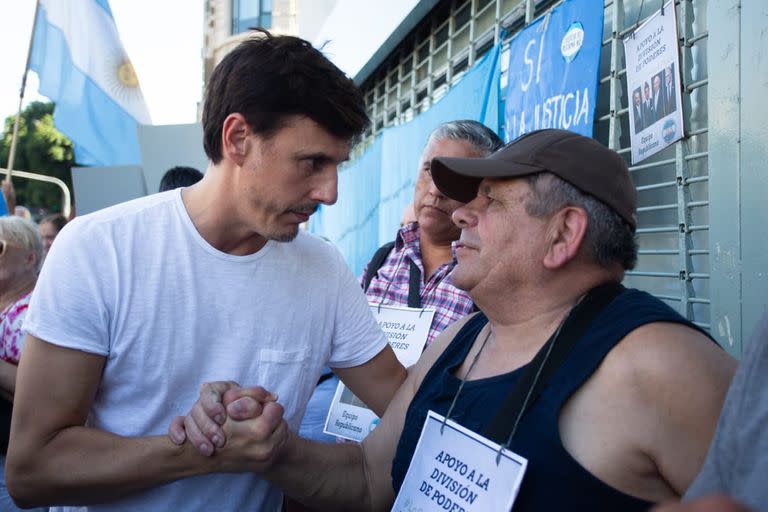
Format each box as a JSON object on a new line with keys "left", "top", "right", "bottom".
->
{"left": 525, "top": 0, "right": 534, "bottom": 24}
{"left": 0, "top": 167, "right": 71, "bottom": 219}
{"left": 5, "top": 0, "right": 41, "bottom": 182}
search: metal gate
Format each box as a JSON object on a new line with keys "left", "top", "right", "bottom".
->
{"left": 358, "top": 0, "right": 711, "bottom": 330}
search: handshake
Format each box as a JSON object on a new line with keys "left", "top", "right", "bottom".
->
{"left": 168, "top": 382, "right": 289, "bottom": 472}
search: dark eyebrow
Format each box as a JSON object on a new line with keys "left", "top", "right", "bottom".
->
{"left": 295, "top": 151, "right": 348, "bottom": 165}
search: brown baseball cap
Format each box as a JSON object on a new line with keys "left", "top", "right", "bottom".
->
{"left": 431, "top": 129, "right": 637, "bottom": 230}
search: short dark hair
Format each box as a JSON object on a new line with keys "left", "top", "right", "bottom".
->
{"left": 40, "top": 213, "right": 68, "bottom": 233}
{"left": 158, "top": 166, "right": 204, "bottom": 192}
{"left": 525, "top": 173, "right": 638, "bottom": 270}
{"left": 202, "top": 30, "right": 370, "bottom": 163}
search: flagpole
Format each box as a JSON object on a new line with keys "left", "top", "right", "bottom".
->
{"left": 5, "top": 0, "right": 41, "bottom": 183}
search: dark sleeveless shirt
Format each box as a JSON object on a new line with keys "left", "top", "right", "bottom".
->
{"left": 391, "top": 288, "right": 708, "bottom": 511}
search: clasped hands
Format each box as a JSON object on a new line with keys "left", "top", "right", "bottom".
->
{"left": 168, "top": 381, "right": 288, "bottom": 473}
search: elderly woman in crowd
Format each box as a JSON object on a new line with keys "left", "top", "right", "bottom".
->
{"left": 0, "top": 216, "right": 44, "bottom": 512}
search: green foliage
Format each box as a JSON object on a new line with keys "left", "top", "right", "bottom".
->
{"left": 0, "top": 101, "right": 75, "bottom": 213}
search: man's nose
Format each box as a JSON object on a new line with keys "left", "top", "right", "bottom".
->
{"left": 312, "top": 168, "right": 338, "bottom": 206}
{"left": 427, "top": 177, "right": 444, "bottom": 198}
{"left": 452, "top": 201, "right": 477, "bottom": 228}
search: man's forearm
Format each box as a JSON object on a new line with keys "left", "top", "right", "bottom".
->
{"left": 266, "top": 432, "right": 378, "bottom": 511}
{"left": 6, "top": 427, "right": 215, "bottom": 507}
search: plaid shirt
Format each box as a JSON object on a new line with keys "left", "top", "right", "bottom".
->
{"left": 360, "top": 222, "right": 474, "bottom": 347}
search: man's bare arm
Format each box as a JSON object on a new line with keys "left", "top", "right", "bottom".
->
{"left": 6, "top": 336, "right": 280, "bottom": 507}
{"left": 170, "top": 345, "right": 407, "bottom": 455}
{"left": 266, "top": 318, "right": 479, "bottom": 510}
{"left": 333, "top": 344, "right": 407, "bottom": 417}
{"left": 624, "top": 323, "right": 737, "bottom": 494}
{"left": 172, "top": 315, "right": 475, "bottom": 510}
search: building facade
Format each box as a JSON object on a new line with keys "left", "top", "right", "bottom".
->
{"left": 324, "top": 0, "right": 767, "bottom": 355}
{"left": 202, "top": 0, "right": 337, "bottom": 85}
{"left": 199, "top": 0, "right": 767, "bottom": 354}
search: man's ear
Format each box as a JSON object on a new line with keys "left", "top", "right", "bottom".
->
{"left": 221, "top": 113, "right": 251, "bottom": 167}
{"left": 542, "top": 207, "right": 588, "bottom": 270}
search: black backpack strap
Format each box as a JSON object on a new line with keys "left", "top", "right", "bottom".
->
{"left": 483, "top": 282, "right": 624, "bottom": 444}
{"left": 407, "top": 260, "right": 422, "bottom": 308}
{"left": 363, "top": 241, "right": 396, "bottom": 292}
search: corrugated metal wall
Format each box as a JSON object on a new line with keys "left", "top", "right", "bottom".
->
{"left": 358, "top": 0, "right": 716, "bottom": 335}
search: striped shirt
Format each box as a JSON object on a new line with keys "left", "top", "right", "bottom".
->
{"left": 360, "top": 222, "right": 474, "bottom": 347}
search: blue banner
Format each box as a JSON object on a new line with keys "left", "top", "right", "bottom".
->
{"left": 0, "top": 193, "right": 7, "bottom": 216}
{"left": 504, "top": 0, "right": 604, "bottom": 140}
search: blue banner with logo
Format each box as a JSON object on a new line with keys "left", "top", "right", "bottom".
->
{"left": 504, "top": 0, "right": 604, "bottom": 140}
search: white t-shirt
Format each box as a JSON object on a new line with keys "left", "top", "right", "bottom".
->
{"left": 24, "top": 189, "right": 387, "bottom": 512}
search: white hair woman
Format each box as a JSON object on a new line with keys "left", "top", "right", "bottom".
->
{"left": 0, "top": 216, "right": 45, "bottom": 512}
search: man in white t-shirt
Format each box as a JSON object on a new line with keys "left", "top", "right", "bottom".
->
{"left": 5, "top": 31, "right": 406, "bottom": 511}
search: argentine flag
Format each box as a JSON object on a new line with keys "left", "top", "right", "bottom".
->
{"left": 29, "top": 0, "right": 151, "bottom": 166}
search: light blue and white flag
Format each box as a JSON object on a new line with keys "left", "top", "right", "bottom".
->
{"left": 29, "top": 0, "right": 151, "bottom": 166}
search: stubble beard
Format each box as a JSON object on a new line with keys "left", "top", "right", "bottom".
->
{"left": 269, "top": 225, "right": 300, "bottom": 243}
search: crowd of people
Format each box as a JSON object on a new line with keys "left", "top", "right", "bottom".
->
{"left": 0, "top": 193, "right": 65, "bottom": 512}
{"left": 0, "top": 30, "right": 765, "bottom": 512}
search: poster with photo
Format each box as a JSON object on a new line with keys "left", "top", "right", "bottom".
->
{"left": 624, "top": 1, "right": 684, "bottom": 163}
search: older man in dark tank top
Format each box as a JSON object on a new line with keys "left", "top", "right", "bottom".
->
{"left": 172, "top": 130, "right": 736, "bottom": 511}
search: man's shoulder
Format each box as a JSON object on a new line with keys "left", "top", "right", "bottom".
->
{"left": 589, "top": 288, "right": 724, "bottom": 384}
{"left": 277, "top": 231, "right": 346, "bottom": 269}
{"left": 68, "top": 191, "right": 178, "bottom": 234}
{"left": 292, "top": 230, "right": 341, "bottom": 253}
{"left": 602, "top": 319, "right": 732, "bottom": 401}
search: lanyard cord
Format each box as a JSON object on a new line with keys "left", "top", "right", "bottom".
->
{"left": 440, "top": 324, "right": 493, "bottom": 434}
{"left": 495, "top": 318, "right": 566, "bottom": 463}
{"left": 438, "top": 313, "right": 569, "bottom": 466}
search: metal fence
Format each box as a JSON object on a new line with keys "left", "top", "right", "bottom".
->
{"left": 357, "top": 0, "right": 711, "bottom": 329}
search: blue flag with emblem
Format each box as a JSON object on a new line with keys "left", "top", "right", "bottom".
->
{"left": 29, "top": 0, "right": 151, "bottom": 166}
{"left": 504, "top": 0, "right": 604, "bottom": 140}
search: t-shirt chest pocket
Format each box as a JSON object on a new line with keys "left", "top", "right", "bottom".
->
{"left": 255, "top": 347, "right": 312, "bottom": 429}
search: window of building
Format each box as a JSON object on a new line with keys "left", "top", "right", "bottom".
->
{"left": 232, "top": 0, "right": 272, "bottom": 34}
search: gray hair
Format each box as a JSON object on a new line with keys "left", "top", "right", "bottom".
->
{"left": 0, "top": 216, "right": 44, "bottom": 273}
{"left": 525, "top": 173, "right": 638, "bottom": 270}
{"left": 427, "top": 120, "right": 503, "bottom": 156}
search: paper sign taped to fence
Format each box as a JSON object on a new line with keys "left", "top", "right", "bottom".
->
{"left": 324, "top": 304, "right": 434, "bottom": 441}
{"left": 392, "top": 410, "right": 528, "bottom": 512}
{"left": 624, "top": 0, "right": 683, "bottom": 163}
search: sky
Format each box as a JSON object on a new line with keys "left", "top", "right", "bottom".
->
{"left": 0, "top": 0, "right": 204, "bottom": 126}
{"left": 0, "top": 0, "right": 421, "bottom": 128}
